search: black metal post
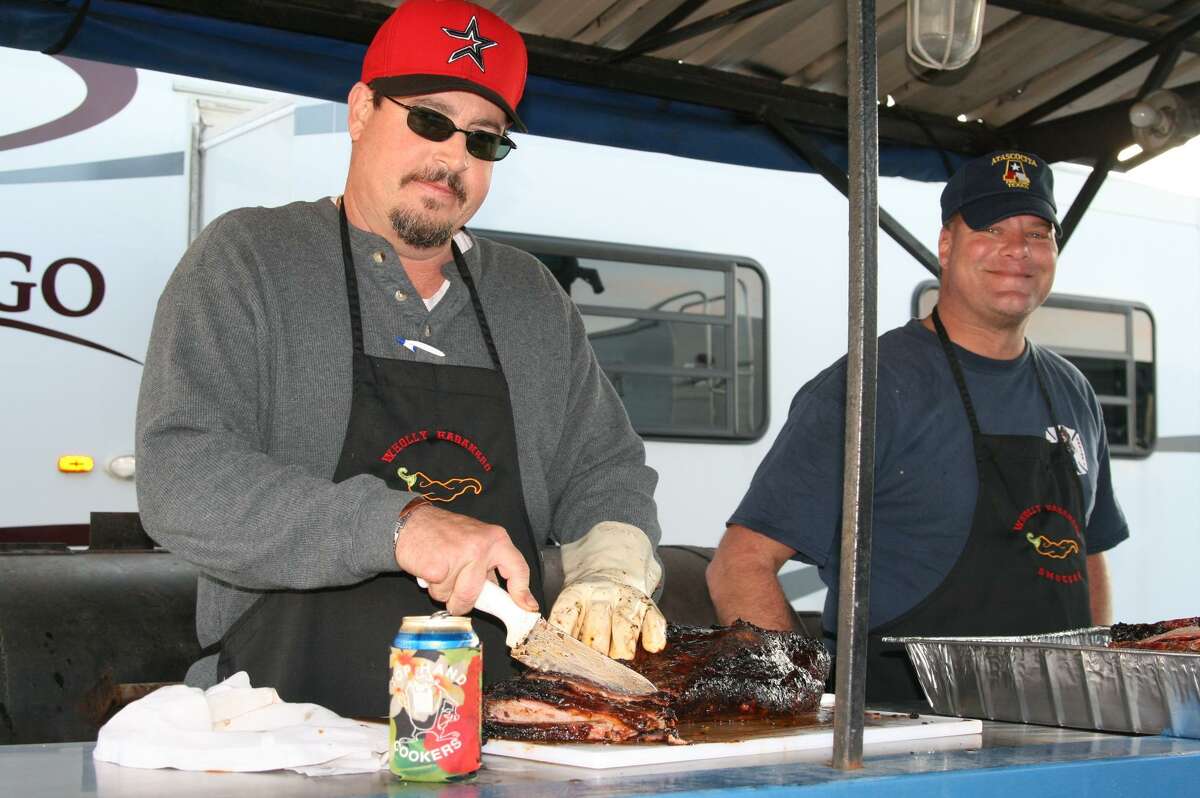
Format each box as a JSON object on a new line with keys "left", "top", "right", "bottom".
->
{"left": 832, "top": 0, "right": 878, "bottom": 772}
{"left": 1059, "top": 149, "right": 1118, "bottom": 249}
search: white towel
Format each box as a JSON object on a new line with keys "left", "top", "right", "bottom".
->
{"left": 92, "top": 672, "right": 389, "bottom": 776}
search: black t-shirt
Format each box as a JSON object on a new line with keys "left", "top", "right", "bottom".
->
{"left": 729, "top": 319, "right": 1129, "bottom": 633}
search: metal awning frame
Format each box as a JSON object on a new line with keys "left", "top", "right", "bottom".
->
{"left": 101, "top": 0, "right": 1197, "bottom": 166}
{"left": 27, "top": 0, "right": 1187, "bottom": 191}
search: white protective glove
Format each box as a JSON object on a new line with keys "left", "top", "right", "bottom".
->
{"left": 548, "top": 522, "right": 667, "bottom": 660}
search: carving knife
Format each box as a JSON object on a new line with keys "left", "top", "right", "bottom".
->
{"left": 419, "top": 578, "right": 658, "bottom": 695}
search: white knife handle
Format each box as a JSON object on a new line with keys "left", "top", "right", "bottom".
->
{"left": 476, "top": 580, "right": 541, "bottom": 647}
{"left": 416, "top": 577, "right": 540, "bottom": 647}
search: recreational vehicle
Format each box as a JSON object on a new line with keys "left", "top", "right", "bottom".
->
{"left": 3, "top": 49, "right": 1197, "bottom": 623}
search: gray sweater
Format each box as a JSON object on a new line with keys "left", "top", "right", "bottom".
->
{"left": 136, "top": 198, "right": 659, "bottom": 685}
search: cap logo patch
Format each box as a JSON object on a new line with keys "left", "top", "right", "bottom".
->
{"left": 1002, "top": 159, "right": 1031, "bottom": 189}
{"left": 442, "top": 16, "right": 498, "bottom": 72}
{"left": 990, "top": 151, "right": 1038, "bottom": 189}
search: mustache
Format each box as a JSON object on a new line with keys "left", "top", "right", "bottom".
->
{"left": 401, "top": 167, "right": 467, "bottom": 204}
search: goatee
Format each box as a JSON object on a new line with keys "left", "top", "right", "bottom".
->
{"left": 389, "top": 207, "right": 455, "bottom": 249}
{"left": 390, "top": 167, "right": 468, "bottom": 249}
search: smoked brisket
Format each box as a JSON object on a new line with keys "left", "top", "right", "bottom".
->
{"left": 484, "top": 621, "right": 831, "bottom": 743}
{"left": 1109, "top": 616, "right": 1200, "bottom": 653}
{"left": 484, "top": 671, "right": 679, "bottom": 743}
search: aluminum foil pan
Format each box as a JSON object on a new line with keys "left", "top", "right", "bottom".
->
{"left": 885, "top": 627, "right": 1200, "bottom": 737}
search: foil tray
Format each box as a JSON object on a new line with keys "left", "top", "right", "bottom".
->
{"left": 885, "top": 627, "right": 1200, "bottom": 737}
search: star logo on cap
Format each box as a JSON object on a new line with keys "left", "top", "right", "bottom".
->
{"left": 442, "top": 16, "right": 498, "bottom": 72}
{"left": 1001, "top": 159, "right": 1031, "bottom": 189}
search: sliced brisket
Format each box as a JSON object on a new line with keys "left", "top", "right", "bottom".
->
{"left": 1109, "top": 616, "right": 1200, "bottom": 645}
{"left": 484, "top": 670, "right": 679, "bottom": 743}
{"left": 484, "top": 620, "right": 831, "bottom": 744}
{"left": 1109, "top": 617, "right": 1200, "bottom": 653}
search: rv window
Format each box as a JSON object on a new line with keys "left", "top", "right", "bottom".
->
{"left": 475, "top": 231, "right": 768, "bottom": 442}
{"left": 913, "top": 283, "right": 1155, "bottom": 457}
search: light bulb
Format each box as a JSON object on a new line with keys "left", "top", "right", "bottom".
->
{"left": 1129, "top": 102, "right": 1159, "bottom": 130}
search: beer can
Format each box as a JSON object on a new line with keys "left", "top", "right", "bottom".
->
{"left": 388, "top": 612, "right": 482, "bottom": 782}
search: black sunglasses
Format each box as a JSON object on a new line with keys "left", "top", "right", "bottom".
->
{"left": 383, "top": 96, "right": 516, "bottom": 162}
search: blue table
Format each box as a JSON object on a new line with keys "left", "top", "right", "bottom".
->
{"left": 3, "top": 722, "right": 1198, "bottom": 798}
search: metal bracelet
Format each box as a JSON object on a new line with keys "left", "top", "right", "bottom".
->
{"left": 391, "top": 497, "right": 432, "bottom": 553}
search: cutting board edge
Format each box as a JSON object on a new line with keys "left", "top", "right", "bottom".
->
{"left": 482, "top": 713, "right": 982, "bottom": 770}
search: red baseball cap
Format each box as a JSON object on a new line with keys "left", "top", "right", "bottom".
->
{"left": 362, "top": 0, "right": 528, "bottom": 132}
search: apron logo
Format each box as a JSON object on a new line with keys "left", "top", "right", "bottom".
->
{"left": 1044, "top": 425, "right": 1088, "bottom": 475}
{"left": 379, "top": 428, "right": 494, "bottom": 472}
{"left": 1012, "top": 503, "right": 1084, "bottom": 585}
{"left": 381, "top": 430, "right": 431, "bottom": 463}
{"left": 1024, "top": 532, "right": 1080, "bottom": 559}
{"left": 434, "top": 429, "right": 493, "bottom": 472}
{"left": 397, "top": 467, "right": 483, "bottom": 503}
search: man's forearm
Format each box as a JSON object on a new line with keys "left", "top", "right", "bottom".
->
{"left": 706, "top": 526, "right": 799, "bottom": 631}
{"left": 138, "top": 446, "right": 405, "bottom": 591}
{"left": 708, "top": 561, "right": 796, "bottom": 630}
{"left": 1087, "top": 552, "right": 1112, "bottom": 625}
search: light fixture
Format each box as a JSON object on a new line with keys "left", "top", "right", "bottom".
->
{"left": 1129, "top": 90, "right": 1200, "bottom": 155}
{"left": 907, "top": 0, "right": 987, "bottom": 71}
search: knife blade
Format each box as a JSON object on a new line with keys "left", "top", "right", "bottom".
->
{"left": 419, "top": 578, "right": 658, "bottom": 695}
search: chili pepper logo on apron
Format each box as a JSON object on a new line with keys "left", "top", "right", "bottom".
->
{"left": 1012, "top": 503, "right": 1085, "bottom": 585}
{"left": 379, "top": 429, "right": 495, "bottom": 504}
{"left": 397, "top": 466, "right": 484, "bottom": 503}
{"left": 1024, "top": 532, "right": 1080, "bottom": 559}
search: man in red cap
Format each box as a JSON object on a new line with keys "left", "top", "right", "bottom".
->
{"left": 137, "top": 0, "right": 666, "bottom": 717}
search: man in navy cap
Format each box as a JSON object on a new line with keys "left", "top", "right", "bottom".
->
{"left": 706, "top": 150, "right": 1129, "bottom": 703}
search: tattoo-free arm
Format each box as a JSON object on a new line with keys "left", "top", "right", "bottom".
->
{"left": 1087, "top": 552, "right": 1112, "bottom": 625}
{"left": 706, "top": 524, "right": 800, "bottom": 631}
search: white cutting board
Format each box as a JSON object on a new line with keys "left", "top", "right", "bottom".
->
{"left": 482, "top": 695, "right": 981, "bottom": 769}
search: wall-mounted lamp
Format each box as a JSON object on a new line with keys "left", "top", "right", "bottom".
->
{"left": 1129, "top": 90, "right": 1200, "bottom": 155}
{"left": 907, "top": 0, "right": 987, "bottom": 71}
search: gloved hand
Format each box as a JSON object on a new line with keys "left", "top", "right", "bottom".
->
{"left": 548, "top": 522, "right": 667, "bottom": 660}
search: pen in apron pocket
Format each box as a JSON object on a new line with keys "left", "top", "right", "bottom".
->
{"left": 396, "top": 336, "right": 446, "bottom": 358}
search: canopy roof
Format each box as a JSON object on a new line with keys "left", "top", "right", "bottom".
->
{"left": 5, "top": 0, "right": 1200, "bottom": 181}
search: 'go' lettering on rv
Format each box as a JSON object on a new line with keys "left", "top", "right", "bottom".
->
{"left": 0, "top": 252, "right": 105, "bottom": 317}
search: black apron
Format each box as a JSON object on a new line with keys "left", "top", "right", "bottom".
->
{"left": 214, "top": 204, "right": 545, "bottom": 718}
{"left": 828, "top": 307, "right": 1092, "bottom": 704}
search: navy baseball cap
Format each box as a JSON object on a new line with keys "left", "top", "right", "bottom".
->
{"left": 941, "top": 150, "right": 1060, "bottom": 236}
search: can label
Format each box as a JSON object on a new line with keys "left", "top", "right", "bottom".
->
{"left": 388, "top": 639, "right": 482, "bottom": 781}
